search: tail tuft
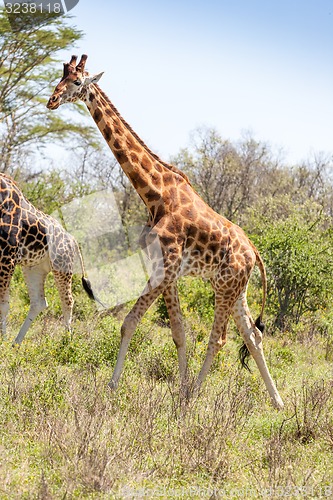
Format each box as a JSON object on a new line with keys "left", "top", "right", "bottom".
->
{"left": 239, "top": 342, "right": 251, "bottom": 372}
{"left": 255, "top": 315, "right": 265, "bottom": 333}
{"left": 82, "top": 276, "right": 106, "bottom": 308}
{"left": 82, "top": 276, "right": 95, "bottom": 300}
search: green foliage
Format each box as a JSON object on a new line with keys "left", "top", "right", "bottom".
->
{"left": 154, "top": 277, "right": 215, "bottom": 326}
{"left": 21, "top": 368, "right": 66, "bottom": 412}
{"left": 178, "top": 277, "right": 215, "bottom": 323}
{"left": 53, "top": 319, "right": 119, "bottom": 368}
{"left": 154, "top": 295, "right": 170, "bottom": 325}
{"left": 274, "top": 345, "right": 295, "bottom": 365}
{"left": 251, "top": 200, "right": 333, "bottom": 329}
{"left": 174, "top": 128, "right": 333, "bottom": 227}
{"left": 21, "top": 169, "right": 87, "bottom": 215}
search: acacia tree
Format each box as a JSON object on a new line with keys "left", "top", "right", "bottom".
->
{"left": 0, "top": 8, "right": 98, "bottom": 175}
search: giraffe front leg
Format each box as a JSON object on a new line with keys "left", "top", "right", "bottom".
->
{"left": 232, "top": 291, "right": 284, "bottom": 410}
{"left": 13, "top": 264, "right": 49, "bottom": 345}
{"left": 109, "top": 280, "right": 168, "bottom": 391}
{"left": 163, "top": 283, "right": 188, "bottom": 391}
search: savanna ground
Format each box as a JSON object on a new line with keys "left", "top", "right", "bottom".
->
{"left": 1, "top": 270, "right": 333, "bottom": 499}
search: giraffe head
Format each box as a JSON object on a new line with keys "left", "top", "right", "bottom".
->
{"left": 47, "top": 54, "right": 103, "bottom": 109}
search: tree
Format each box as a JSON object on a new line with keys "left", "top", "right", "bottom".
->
{"left": 173, "top": 128, "right": 333, "bottom": 228}
{"left": 172, "top": 127, "right": 287, "bottom": 222}
{"left": 0, "top": 8, "right": 99, "bottom": 176}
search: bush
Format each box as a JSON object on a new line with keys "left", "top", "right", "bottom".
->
{"left": 251, "top": 200, "right": 333, "bottom": 329}
{"left": 154, "top": 277, "right": 215, "bottom": 327}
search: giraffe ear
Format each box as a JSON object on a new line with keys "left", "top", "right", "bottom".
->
{"left": 85, "top": 72, "right": 104, "bottom": 85}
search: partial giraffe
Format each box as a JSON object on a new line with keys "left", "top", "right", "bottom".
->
{"left": 47, "top": 54, "right": 284, "bottom": 409}
{"left": 0, "top": 173, "right": 98, "bottom": 344}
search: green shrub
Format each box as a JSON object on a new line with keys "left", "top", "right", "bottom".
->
{"left": 154, "top": 277, "right": 215, "bottom": 326}
{"left": 250, "top": 201, "right": 333, "bottom": 329}
{"left": 53, "top": 316, "right": 120, "bottom": 368}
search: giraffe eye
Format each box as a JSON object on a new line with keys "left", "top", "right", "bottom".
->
{"left": 73, "top": 79, "right": 82, "bottom": 86}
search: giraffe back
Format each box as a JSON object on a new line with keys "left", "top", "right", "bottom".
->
{"left": 0, "top": 174, "right": 76, "bottom": 273}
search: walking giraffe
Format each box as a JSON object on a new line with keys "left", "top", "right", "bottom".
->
{"left": 0, "top": 173, "right": 98, "bottom": 344}
{"left": 47, "top": 54, "right": 283, "bottom": 409}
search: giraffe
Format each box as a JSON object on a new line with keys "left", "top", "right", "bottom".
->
{"left": 47, "top": 54, "right": 284, "bottom": 409}
{"left": 0, "top": 172, "right": 99, "bottom": 344}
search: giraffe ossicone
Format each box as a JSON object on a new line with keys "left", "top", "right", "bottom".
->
{"left": 0, "top": 173, "right": 100, "bottom": 344}
{"left": 47, "top": 54, "right": 284, "bottom": 410}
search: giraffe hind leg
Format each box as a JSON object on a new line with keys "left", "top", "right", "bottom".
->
{"left": 239, "top": 316, "right": 264, "bottom": 371}
{"left": 232, "top": 290, "right": 284, "bottom": 409}
{"left": 52, "top": 270, "right": 74, "bottom": 333}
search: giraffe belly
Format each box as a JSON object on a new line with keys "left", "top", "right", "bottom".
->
{"left": 20, "top": 247, "right": 50, "bottom": 268}
{"left": 178, "top": 250, "right": 221, "bottom": 278}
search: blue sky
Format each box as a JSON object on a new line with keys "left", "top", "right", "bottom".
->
{"left": 48, "top": 1, "right": 333, "bottom": 163}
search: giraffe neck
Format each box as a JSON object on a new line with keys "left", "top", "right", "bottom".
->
{"left": 83, "top": 84, "right": 189, "bottom": 212}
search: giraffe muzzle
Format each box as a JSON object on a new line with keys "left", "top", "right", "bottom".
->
{"left": 46, "top": 95, "right": 60, "bottom": 110}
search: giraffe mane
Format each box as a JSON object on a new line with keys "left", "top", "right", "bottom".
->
{"left": 93, "top": 84, "right": 191, "bottom": 185}
{"left": 0, "top": 172, "right": 18, "bottom": 186}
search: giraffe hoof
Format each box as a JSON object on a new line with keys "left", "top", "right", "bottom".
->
{"left": 272, "top": 396, "right": 284, "bottom": 410}
{"left": 107, "top": 379, "right": 118, "bottom": 391}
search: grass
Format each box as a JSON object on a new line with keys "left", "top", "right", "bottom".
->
{"left": 1, "top": 276, "right": 333, "bottom": 498}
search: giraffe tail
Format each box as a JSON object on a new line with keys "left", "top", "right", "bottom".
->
{"left": 81, "top": 276, "right": 107, "bottom": 308}
{"left": 75, "top": 240, "right": 107, "bottom": 308}
{"left": 239, "top": 247, "right": 267, "bottom": 371}
{"left": 254, "top": 248, "right": 267, "bottom": 328}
